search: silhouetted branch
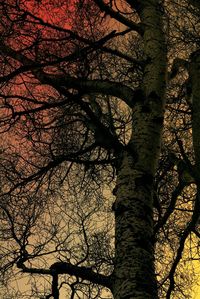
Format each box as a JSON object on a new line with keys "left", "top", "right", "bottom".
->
{"left": 94, "top": 0, "right": 144, "bottom": 35}
{"left": 50, "top": 262, "right": 112, "bottom": 290}
{"left": 0, "top": 41, "right": 136, "bottom": 107}
{"left": 154, "top": 182, "right": 185, "bottom": 235}
{"left": 166, "top": 191, "right": 200, "bottom": 299}
{"left": 17, "top": 261, "right": 112, "bottom": 290}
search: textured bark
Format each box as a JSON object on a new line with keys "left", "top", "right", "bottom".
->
{"left": 112, "top": 1, "right": 167, "bottom": 298}
{"left": 190, "top": 51, "right": 200, "bottom": 170}
{"left": 0, "top": 2, "right": 168, "bottom": 297}
{"left": 189, "top": 51, "right": 200, "bottom": 226}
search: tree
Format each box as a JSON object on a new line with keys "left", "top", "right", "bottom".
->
{"left": 0, "top": 0, "right": 200, "bottom": 298}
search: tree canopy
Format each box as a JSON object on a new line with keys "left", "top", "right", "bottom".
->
{"left": 0, "top": 0, "right": 200, "bottom": 298}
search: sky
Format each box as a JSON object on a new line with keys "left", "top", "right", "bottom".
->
{"left": 1, "top": 0, "right": 200, "bottom": 298}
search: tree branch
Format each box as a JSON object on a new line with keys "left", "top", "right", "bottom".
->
{"left": 0, "top": 30, "right": 117, "bottom": 77}
{"left": 188, "top": 0, "right": 200, "bottom": 10}
{"left": 17, "top": 261, "right": 112, "bottom": 290}
{"left": 94, "top": 0, "right": 144, "bottom": 35}
{"left": 52, "top": 273, "right": 59, "bottom": 299}
{"left": 23, "top": 9, "right": 144, "bottom": 64}
{"left": 50, "top": 262, "right": 112, "bottom": 290}
{"left": 125, "top": 0, "right": 142, "bottom": 14}
{"left": 101, "top": 44, "right": 144, "bottom": 66}
{"left": 166, "top": 190, "right": 200, "bottom": 299}
{"left": 22, "top": 10, "right": 144, "bottom": 65}
{"left": 154, "top": 182, "right": 185, "bottom": 236}
{"left": 168, "top": 58, "right": 189, "bottom": 80}
{"left": 45, "top": 74, "right": 135, "bottom": 107}
{"left": 0, "top": 41, "right": 136, "bottom": 107}
{"left": 4, "top": 143, "right": 98, "bottom": 194}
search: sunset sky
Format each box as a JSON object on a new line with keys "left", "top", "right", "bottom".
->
{"left": 0, "top": 0, "right": 200, "bottom": 298}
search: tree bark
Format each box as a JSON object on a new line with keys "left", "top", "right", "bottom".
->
{"left": 112, "top": 1, "right": 167, "bottom": 298}
{"left": 189, "top": 50, "right": 200, "bottom": 226}
{"left": 190, "top": 50, "right": 200, "bottom": 171}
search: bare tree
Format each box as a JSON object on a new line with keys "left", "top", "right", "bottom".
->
{"left": 0, "top": 0, "right": 200, "bottom": 298}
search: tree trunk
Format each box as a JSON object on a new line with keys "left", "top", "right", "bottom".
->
{"left": 189, "top": 51, "right": 200, "bottom": 226}
{"left": 190, "top": 50, "right": 200, "bottom": 171}
{"left": 112, "top": 1, "right": 167, "bottom": 298}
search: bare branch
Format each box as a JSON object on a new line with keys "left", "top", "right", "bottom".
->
{"left": 45, "top": 74, "right": 136, "bottom": 108}
{"left": 169, "top": 58, "right": 189, "bottom": 80}
{"left": 50, "top": 262, "right": 112, "bottom": 290}
{"left": 0, "top": 41, "right": 136, "bottom": 107}
{"left": 166, "top": 190, "right": 200, "bottom": 299}
{"left": 17, "top": 261, "right": 112, "bottom": 290}
{"left": 187, "top": 0, "right": 200, "bottom": 10}
{"left": 94, "top": 0, "right": 144, "bottom": 35}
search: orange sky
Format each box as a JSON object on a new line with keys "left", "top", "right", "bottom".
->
{"left": 1, "top": 1, "right": 200, "bottom": 298}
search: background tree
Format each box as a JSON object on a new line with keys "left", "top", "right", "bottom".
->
{"left": 0, "top": 0, "right": 200, "bottom": 298}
